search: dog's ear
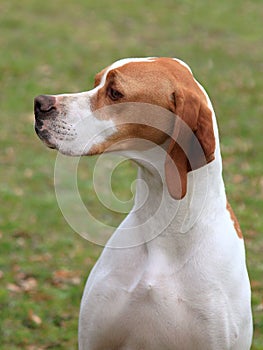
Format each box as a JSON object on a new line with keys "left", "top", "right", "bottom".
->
{"left": 165, "top": 88, "right": 215, "bottom": 199}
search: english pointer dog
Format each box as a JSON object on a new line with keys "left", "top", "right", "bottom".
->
{"left": 34, "top": 57, "right": 252, "bottom": 349}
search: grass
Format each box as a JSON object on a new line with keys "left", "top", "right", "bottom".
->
{"left": 0, "top": 0, "right": 262, "bottom": 348}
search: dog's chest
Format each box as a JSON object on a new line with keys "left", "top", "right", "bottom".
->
{"left": 79, "top": 232, "right": 248, "bottom": 350}
{"left": 80, "top": 258, "right": 235, "bottom": 350}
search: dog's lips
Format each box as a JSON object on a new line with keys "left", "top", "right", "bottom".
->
{"left": 35, "top": 118, "right": 44, "bottom": 130}
{"left": 34, "top": 123, "right": 57, "bottom": 149}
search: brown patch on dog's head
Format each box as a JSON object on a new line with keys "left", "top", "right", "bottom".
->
{"left": 91, "top": 58, "right": 216, "bottom": 198}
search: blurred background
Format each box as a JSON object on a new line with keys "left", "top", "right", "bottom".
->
{"left": 0, "top": 0, "right": 262, "bottom": 348}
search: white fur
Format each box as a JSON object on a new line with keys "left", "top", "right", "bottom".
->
{"left": 44, "top": 91, "right": 116, "bottom": 156}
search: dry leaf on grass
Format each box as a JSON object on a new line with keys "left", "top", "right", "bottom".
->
{"left": 26, "top": 346, "right": 45, "bottom": 350}
{"left": 19, "top": 277, "right": 38, "bottom": 292}
{"left": 15, "top": 271, "right": 38, "bottom": 292}
{"left": 28, "top": 310, "right": 42, "bottom": 325}
{"left": 52, "top": 269, "right": 81, "bottom": 286}
{"left": 8, "top": 273, "right": 38, "bottom": 293}
{"left": 7, "top": 283, "right": 22, "bottom": 293}
{"left": 255, "top": 303, "right": 263, "bottom": 312}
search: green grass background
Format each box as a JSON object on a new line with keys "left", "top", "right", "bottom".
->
{"left": 0, "top": 0, "right": 262, "bottom": 348}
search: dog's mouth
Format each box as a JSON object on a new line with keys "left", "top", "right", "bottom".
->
{"left": 34, "top": 114, "right": 79, "bottom": 152}
{"left": 34, "top": 124, "right": 56, "bottom": 149}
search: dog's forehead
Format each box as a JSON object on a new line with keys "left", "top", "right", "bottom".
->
{"left": 96, "top": 57, "right": 193, "bottom": 88}
{"left": 109, "top": 57, "right": 157, "bottom": 70}
{"left": 96, "top": 58, "right": 156, "bottom": 87}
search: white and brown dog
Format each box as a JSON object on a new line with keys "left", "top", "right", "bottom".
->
{"left": 34, "top": 57, "right": 252, "bottom": 349}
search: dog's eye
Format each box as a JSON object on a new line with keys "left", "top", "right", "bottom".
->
{"left": 108, "top": 87, "right": 123, "bottom": 101}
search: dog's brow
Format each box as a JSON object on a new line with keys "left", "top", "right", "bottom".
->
{"left": 96, "top": 57, "right": 156, "bottom": 90}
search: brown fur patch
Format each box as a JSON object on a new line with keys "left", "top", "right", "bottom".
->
{"left": 226, "top": 201, "right": 243, "bottom": 239}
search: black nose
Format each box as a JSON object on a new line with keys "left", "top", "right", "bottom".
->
{"left": 34, "top": 95, "right": 56, "bottom": 115}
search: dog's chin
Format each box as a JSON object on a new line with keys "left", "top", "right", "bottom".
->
{"left": 35, "top": 126, "right": 57, "bottom": 149}
{"left": 46, "top": 143, "right": 56, "bottom": 150}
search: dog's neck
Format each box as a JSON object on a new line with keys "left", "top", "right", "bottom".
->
{"left": 134, "top": 140, "right": 225, "bottom": 226}
{"left": 109, "top": 110, "right": 227, "bottom": 253}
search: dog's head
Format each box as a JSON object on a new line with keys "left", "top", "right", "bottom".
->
{"left": 34, "top": 57, "right": 215, "bottom": 199}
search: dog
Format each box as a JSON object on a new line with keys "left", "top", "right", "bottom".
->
{"left": 34, "top": 57, "right": 253, "bottom": 349}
